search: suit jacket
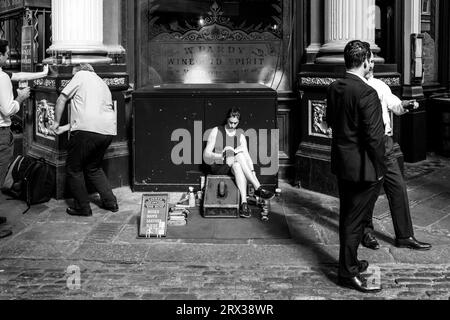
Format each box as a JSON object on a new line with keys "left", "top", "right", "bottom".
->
{"left": 327, "top": 72, "right": 387, "bottom": 182}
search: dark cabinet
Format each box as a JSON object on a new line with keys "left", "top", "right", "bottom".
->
{"left": 132, "top": 84, "right": 278, "bottom": 192}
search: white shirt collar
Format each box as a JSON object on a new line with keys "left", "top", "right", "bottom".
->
{"left": 347, "top": 71, "right": 368, "bottom": 84}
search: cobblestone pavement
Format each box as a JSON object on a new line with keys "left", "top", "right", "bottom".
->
{"left": 0, "top": 259, "right": 449, "bottom": 300}
{"left": 0, "top": 154, "right": 449, "bottom": 300}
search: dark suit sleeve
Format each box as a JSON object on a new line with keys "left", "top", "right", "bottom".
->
{"left": 359, "top": 89, "right": 386, "bottom": 179}
{"left": 326, "top": 86, "right": 334, "bottom": 129}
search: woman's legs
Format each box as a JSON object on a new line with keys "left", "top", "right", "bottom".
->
{"left": 234, "top": 153, "right": 261, "bottom": 189}
{"left": 235, "top": 153, "right": 275, "bottom": 201}
{"left": 231, "top": 162, "right": 247, "bottom": 204}
{"left": 232, "top": 162, "right": 252, "bottom": 218}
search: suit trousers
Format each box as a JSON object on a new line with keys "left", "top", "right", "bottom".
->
{"left": 66, "top": 131, "right": 116, "bottom": 211}
{"left": 364, "top": 136, "right": 414, "bottom": 239}
{"left": 0, "top": 127, "right": 14, "bottom": 188}
{"left": 338, "top": 179, "right": 382, "bottom": 278}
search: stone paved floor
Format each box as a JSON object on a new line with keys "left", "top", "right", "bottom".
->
{"left": 0, "top": 154, "right": 449, "bottom": 300}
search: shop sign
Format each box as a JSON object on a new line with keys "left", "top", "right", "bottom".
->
{"left": 150, "top": 41, "right": 281, "bottom": 84}
{"left": 21, "top": 25, "right": 33, "bottom": 72}
{"left": 0, "top": 0, "right": 23, "bottom": 12}
{"left": 138, "top": 194, "right": 169, "bottom": 238}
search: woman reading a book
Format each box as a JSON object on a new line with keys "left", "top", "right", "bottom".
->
{"left": 203, "top": 107, "right": 274, "bottom": 218}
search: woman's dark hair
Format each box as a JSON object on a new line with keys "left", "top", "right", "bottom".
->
{"left": 0, "top": 39, "right": 9, "bottom": 55}
{"left": 222, "top": 107, "right": 241, "bottom": 126}
{"left": 226, "top": 107, "right": 241, "bottom": 121}
{"left": 344, "top": 40, "right": 371, "bottom": 70}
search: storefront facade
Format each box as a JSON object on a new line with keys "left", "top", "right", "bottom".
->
{"left": 1, "top": 0, "right": 449, "bottom": 198}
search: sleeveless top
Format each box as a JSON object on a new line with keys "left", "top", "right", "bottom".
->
{"left": 213, "top": 126, "right": 242, "bottom": 154}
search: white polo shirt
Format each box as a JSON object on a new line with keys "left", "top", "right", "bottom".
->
{"left": 367, "top": 76, "right": 406, "bottom": 136}
{"left": 0, "top": 67, "right": 20, "bottom": 128}
{"left": 62, "top": 70, "right": 117, "bottom": 136}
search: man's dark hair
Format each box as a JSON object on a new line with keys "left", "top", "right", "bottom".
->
{"left": 0, "top": 39, "right": 9, "bottom": 55}
{"left": 344, "top": 40, "right": 371, "bottom": 70}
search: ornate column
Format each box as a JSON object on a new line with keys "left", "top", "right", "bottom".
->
{"left": 44, "top": 0, "right": 110, "bottom": 64}
{"left": 28, "top": 0, "right": 130, "bottom": 199}
{"left": 316, "top": 0, "right": 383, "bottom": 63}
{"left": 103, "top": 0, "right": 126, "bottom": 63}
{"left": 305, "top": 0, "right": 323, "bottom": 63}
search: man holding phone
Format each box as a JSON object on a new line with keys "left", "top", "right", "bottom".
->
{"left": 361, "top": 43, "right": 432, "bottom": 251}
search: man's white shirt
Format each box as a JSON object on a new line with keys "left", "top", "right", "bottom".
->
{"left": 367, "top": 76, "right": 406, "bottom": 136}
{"left": 0, "top": 67, "right": 20, "bottom": 128}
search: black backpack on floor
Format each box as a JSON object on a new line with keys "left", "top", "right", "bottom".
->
{"left": 2, "top": 155, "right": 55, "bottom": 214}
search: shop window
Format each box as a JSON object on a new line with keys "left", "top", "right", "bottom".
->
{"left": 421, "top": 0, "right": 439, "bottom": 85}
{"left": 375, "top": 0, "right": 398, "bottom": 64}
{"left": 0, "top": 7, "right": 51, "bottom": 72}
{"left": 136, "top": 0, "right": 293, "bottom": 90}
{"left": 422, "top": 0, "right": 431, "bottom": 15}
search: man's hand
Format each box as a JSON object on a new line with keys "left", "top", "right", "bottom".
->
{"left": 16, "top": 87, "right": 31, "bottom": 104}
{"left": 401, "top": 100, "right": 419, "bottom": 112}
{"left": 42, "top": 64, "right": 49, "bottom": 75}
{"left": 50, "top": 122, "right": 60, "bottom": 135}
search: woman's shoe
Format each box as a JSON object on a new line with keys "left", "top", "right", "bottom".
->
{"left": 239, "top": 203, "right": 251, "bottom": 218}
{"left": 254, "top": 187, "right": 275, "bottom": 201}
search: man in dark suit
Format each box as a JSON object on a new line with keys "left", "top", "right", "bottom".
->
{"left": 327, "top": 40, "right": 387, "bottom": 293}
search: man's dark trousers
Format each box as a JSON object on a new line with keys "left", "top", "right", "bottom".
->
{"left": 338, "top": 179, "right": 383, "bottom": 278}
{"left": 66, "top": 131, "right": 116, "bottom": 212}
{"left": 364, "top": 136, "right": 414, "bottom": 239}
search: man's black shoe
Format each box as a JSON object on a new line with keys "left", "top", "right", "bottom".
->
{"left": 358, "top": 260, "right": 369, "bottom": 273}
{"left": 362, "top": 233, "right": 380, "bottom": 250}
{"left": 0, "top": 216, "right": 6, "bottom": 225}
{"left": 395, "top": 237, "right": 432, "bottom": 251}
{"left": 338, "top": 274, "right": 382, "bottom": 293}
{"left": 254, "top": 187, "right": 275, "bottom": 201}
{"left": 101, "top": 203, "right": 119, "bottom": 213}
{"left": 66, "top": 207, "right": 93, "bottom": 217}
{"left": 240, "top": 203, "right": 251, "bottom": 218}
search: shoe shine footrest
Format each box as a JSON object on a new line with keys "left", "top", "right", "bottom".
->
{"left": 203, "top": 175, "right": 240, "bottom": 218}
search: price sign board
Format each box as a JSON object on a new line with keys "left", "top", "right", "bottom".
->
{"left": 138, "top": 193, "right": 169, "bottom": 238}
